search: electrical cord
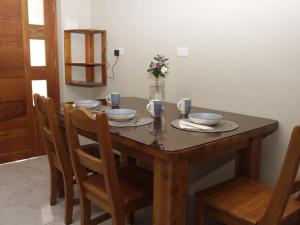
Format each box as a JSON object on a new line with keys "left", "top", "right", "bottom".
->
{"left": 110, "top": 56, "right": 119, "bottom": 79}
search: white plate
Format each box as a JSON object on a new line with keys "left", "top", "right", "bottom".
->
{"left": 73, "top": 100, "right": 101, "bottom": 109}
{"left": 106, "top": 109, "right": 137, "bottom": 122}
{"left": 188, "top": 113, "right": 223, "bottom": 126}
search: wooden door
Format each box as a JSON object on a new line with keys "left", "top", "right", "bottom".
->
{"left": 0, "top": 0, "right": 59, "bottom": 163}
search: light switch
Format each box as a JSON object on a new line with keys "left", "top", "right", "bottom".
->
{"left": 177, "top": 47, "right": 189, "bottom": 57}
{"left": 64, "top": 19, "right": 79, "bottom": 30}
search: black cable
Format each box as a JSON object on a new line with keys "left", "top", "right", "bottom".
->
{"left": 110, "top": 56, "right": 119, "bottom": 79}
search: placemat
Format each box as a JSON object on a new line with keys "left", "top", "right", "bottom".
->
{"left": 171, "top": 119, "right": 239, "bottom": 133}
{"left": 90, "top": 105, "right": 111, "bottom": 113}
{"left": 109, "top": 117, "right": 153, "bottom": 127}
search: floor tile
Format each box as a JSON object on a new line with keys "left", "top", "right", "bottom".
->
{"left": 0, "top": 156, "right": 204, "bottom": 225}
{"left": 0, "top": 157, "right": 153, "bottom": 225}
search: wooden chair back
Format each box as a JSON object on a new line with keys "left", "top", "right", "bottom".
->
{"left": 33, "top": 94, "right": 72, "bottom": 175}
{"left": 259, "top": 126, "right": 300, "bottom": 225}
{"left": 64, "top": 104, "right": 124, "bottom": 214}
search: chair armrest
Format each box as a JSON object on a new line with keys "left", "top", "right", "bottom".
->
{"left": 292, "top": 176, "right": 300, "bottom": 194}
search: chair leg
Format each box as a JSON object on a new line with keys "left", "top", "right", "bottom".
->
{"left": 58, "top": 171, "right": 65, "bottom": 198}
{"left": 112, "top": 218, "right": 125, "bottom": 225}
{"left": 64, "top": 176, "right": 74, "bottom": 225}
{"left": 194, "top": 198, "right": 207, "bottom": 225}
{"left": 120, "top": 153, "right": 129, "bottom": 167}
{"left": 112, "top": 209, "right": 125, "bottom": 225}
{"left": 80, "top": 198, "right": 91, "bottom": 225}
{"left": 50, "top": 166, "right": 58, "bottom": 205}
{"left": 127, "top": 213, "right": 135, "bottom": 225}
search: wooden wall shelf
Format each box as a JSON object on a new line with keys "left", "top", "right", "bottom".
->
{"left": 66, "top": 29, "right": 105, "bottom": 34}
{"left": 64, "top": 29, "right": 107, "bottom": 87}
{"left": 66, "top": 81, "right": 106, "bottom": 87}
{"left": 65, "top": 63, "right": 104, "bottom": 66}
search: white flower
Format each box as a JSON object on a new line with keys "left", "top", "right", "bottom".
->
{"left": 161, "top": 66, "right": 168, "bottom": 74}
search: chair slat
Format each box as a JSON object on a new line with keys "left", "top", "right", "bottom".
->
{"left": 292, "top": 176, "right": 300, "bottom": 194}
{"left": 71, "top": 108, "right": 97, "bottom": 134}
{"left": 76, "top": 148, "right": 103, "bottom": 174}
{"left": 194, "top": 126, "right": 300, "bottom": 225}
{"left": 259, "top": 126, "right": 300, "bottom": 225}
{"left": 34, "top": 94, "right": 83, "bottom": 224}
{"left": 64, "top": 104, "right": 153, "bottom": 225}
{"left": 43, "top": 126, "right": 54, "bottom": 143}
{"left": 35, "top": 94, "right": 48, "bottom": 116}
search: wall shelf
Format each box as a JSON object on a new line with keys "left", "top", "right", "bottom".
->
{"left": 65, "top": 29, "right": 105, "bottom": 34}
{"left": 66, "top": 81, "right": 106, "bottom": 87}
{"left": 65, "top": 63, "right": 104, "bottom": 66}
{"left": 64, "top": 29, "right": 107, "bottom": 87}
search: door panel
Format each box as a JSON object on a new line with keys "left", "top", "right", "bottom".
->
{"left": 0, "top": 79, "right": 26, "bottom": 102}
{"left": 0, "top": 34, "right": 24, "bottom": 79}
{"left": 0, "top": 102, "right": 26, "bottom": 122}
{"left": 0, "top": 0, "right": 59, "bottom": 163}
{"left": 0, "top": 128, "right": 29, "bottom": 154}
{"left": 0, "top": 0, "right": 32, "bottom": 162}
{"left": 0, "top": 117, "right": 28, "bottom": 130}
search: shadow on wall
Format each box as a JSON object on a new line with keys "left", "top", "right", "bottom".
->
{"left": 187, "top": 154, "right": 236, "bottom": 225}
{"left": 188, "top": 153, "right": 236, "bottom": 193}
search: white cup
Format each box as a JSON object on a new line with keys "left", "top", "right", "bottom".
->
{"left": 177, "top": 98, "right": 191, "bottom": 115}
{"left": 147, "top": 99, "right": 162, "bottom": 117}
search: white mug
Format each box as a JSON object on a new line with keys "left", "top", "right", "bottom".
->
{"left": 177, "top": 98, "right": 191, "bottom": 115}
{"left": 106, "top": 92, "right": 120, "bottom": 107}
{"left": 147, "top": 99, "right": 162, "bottom": 117}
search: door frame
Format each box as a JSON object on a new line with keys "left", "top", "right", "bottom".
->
{"left": 22, "top": 0, "right": 60, "bottom": 154}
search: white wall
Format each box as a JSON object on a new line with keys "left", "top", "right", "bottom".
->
{"left": 57, "top": 0, "right": 105, "bottom": 102}
{"left": 88, "top": 0, "right": 300, "bottom": 188}
{"left": 57, "top": 0, "right": 300, "bottom": 189}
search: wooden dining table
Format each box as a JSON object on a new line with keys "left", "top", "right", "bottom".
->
{"left": 58, "top": 97, "right": 278, "bottom": 225}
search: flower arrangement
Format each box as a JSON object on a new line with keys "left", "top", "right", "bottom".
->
{"left": 147, "top": 54, "right": 169, "bottom": 86}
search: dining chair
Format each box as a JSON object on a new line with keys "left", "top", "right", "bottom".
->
{"left": 64, "top": 104, "right": 153, "bottom": 225}
{"left": 34, "top": 94, "right": 101, "bottom": 225}
{"left": 194, "top": 126, "right": 300, "bottom": 225}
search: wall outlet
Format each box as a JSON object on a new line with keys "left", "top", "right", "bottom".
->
{"left": 115, "top": 48, "right": 124, "bottom": 56}
{"left": 177, "top": 47, "right": 189, "bottom": 57}
{"left": 114, "top": 50, "right": 120, "bottom": 56}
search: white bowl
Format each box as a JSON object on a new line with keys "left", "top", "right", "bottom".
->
{"left": 73, "top": 100, "right": 101, "bottom": 109}
{"left": 188, "top": 113, "right": 223, "bottom": 126}
{"left": 106, "top": 109, "right": 137, "bottom": 122}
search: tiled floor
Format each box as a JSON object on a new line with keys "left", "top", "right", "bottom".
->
{"left": 0, "top": 156, "right": 152, "bottom": 225}
{"left": 0, "top": 156, "right": 220, "bottom": 225}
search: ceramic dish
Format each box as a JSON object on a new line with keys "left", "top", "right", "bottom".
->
{"left": 106, "top": 109, "right": 137, "bottom": 122}
{"left": 188, "top": 113, "right": 223, "bottom": 126}
{"left": 73, "top": 100, "right": 101, "bottom": 109}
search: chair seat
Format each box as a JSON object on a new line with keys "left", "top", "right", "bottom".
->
{"left": 83, "top": 166, "right": 152, "bottom": 212}
{"left": 195, "top": 176, "right": 300, "bottom": 225}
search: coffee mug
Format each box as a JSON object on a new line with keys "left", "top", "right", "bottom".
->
{"left": 106, "top": 92, "right": 120, "bottom": 107}
{"left": 177, "top": 98, "right": 191, "bottom": 115}
{"left": 147, "top": 99, "right": 162, "bottom": 117}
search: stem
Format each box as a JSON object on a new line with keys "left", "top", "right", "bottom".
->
{"left": 155, "top": 78, "right": 159, "bottom": 91}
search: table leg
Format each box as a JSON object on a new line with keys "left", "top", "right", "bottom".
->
{"left": 153, "top": 158, "right": 188, "bottom": 225}
{"left": 235, "top": 136, "right": 263, "bottom": 179}
{"left": 120, "top": 153, "right": 137, "bottom": 167}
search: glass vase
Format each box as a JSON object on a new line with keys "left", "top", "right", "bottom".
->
{"left": 149, "top": 79, "right": 165, "bottom": 109}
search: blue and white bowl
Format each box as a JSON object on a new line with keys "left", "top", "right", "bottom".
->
{"left": 106, "top": 109, "right": 137, "bottom": 121}
{"left": 188, "top": 113, "right": 223, "bottom": 126}
{"left": 73, "top": 100, "right": 101, "bottom": 109}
